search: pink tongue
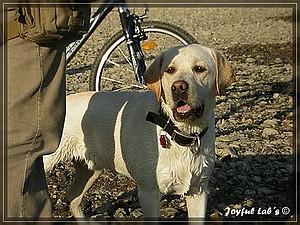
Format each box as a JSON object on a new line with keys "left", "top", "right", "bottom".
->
{"left": 177, "top": 104, "right": 191, "bottom": 114}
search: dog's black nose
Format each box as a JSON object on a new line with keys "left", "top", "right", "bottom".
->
{"left": 171, "top": 80, "right": 188, "bottom": 95}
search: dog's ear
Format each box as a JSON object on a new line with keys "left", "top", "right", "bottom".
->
{"left": 211, "top": 50, "right": 235, "bottom": 96}
{"left": 144, "top": 53, "right": 164, "bottom": 100}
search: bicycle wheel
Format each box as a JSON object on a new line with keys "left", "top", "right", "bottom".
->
{"left": 89, "top": 21, "right": 198, "bottom": 91}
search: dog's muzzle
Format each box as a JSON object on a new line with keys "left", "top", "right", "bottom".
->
{"left": 171, "top": 80, "right": 204, "bottom": 122}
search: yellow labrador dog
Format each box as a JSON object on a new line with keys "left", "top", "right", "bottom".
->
{"left": 44, "top": 44, "right": 234, "bottom": 218}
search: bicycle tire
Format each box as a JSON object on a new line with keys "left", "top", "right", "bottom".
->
{"left": 89, "top": 21, "right": 198, "bottom": 91}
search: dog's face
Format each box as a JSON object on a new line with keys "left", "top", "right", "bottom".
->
{"left": 145, "top": 44, "right": 234, "bottom": 123}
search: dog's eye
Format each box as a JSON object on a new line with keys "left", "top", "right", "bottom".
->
{"left": 165, "top": 67, "right": 175, "bottom": 74}
{"left": 194, "top": 66, "right": 206, "bottom": 73}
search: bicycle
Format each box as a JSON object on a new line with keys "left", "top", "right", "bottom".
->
{"left": 66, "top": 1, "right": 198, "bottom": 92}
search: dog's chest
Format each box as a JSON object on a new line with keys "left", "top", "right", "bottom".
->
{"left": 156, "top": 145, "right": 210, "bottom": 195}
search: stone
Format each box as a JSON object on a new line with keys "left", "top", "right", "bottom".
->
{"left": 253, "top": 176, "right": 262, "bottom": 183}
{"left": 261, "top": 119, "right": 278, "bottom": 128}
{"left": 258, "top": 187, "right": 273, "bottom": 195}
{"left": 215, "top": 171, "right": 228, "bottom": 181}
{"left": 95, "top": 202, "right": 115, "bottom": 216}
{"left": 233, "top": 203, "right": 242, "bottom": 209}
{"left": 274, "top": 57, "right": 283, "bottom": 64}
{"left": 113, "top": 208, "right": 127, "bottom": 218}
{"left": 244, "top": 150, "right": 256, "bottom": 156}
{"left": 262, "top": 128, "right": 279, "bottom": 137}
{"left": 160, "top": 199, "right": 168, "bottom": 208}
{"left": 160, "top": 207, "right": 179, "bottom": 218}
{"left": 243, "top": 198, "right": 254, "bottom": 208}
{"left": 273, "top": 93, "right": 280, "bottom": 99}
{"left": 244, "top": 189, "right": 256, "bottom": 196}
{"left": 245, "top": 57, "right": 256, "bottom": 63}
{"left": 131, "top": 208, "right": 143, "bottom": 218}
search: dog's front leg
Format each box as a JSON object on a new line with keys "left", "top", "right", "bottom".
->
{"left": 185, "top": 188, "right": 207, "bottom": 218}
{"left": 138, "top": 188, "right": 161, "bottom": 218}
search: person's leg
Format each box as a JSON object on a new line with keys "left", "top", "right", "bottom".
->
{"left": 6, "top": 37, "right": 66, "bottom": 218}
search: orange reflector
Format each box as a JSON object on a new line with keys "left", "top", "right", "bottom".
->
{"left": 142, "top": 41, "right": 157, "bottom": 50}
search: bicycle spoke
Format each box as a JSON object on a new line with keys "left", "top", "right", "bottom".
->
{"left": 106, "top": 59, "right": 135, "bottom": 75}
{"left": 117, "top": 46, "right": 133, "bottom": 67}
{"left": 106, "top": 59, "right": 120, "bottom": 67}
{"left": 113, "top": 85, "right": 145, "bottom": 92}
{"left": 102, "top": 76, "right": 144, "bottom": 91}
{"left": 101, "top": 76, "right": 123, "bottom": 84}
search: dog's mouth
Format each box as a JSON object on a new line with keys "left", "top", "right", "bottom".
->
{"left": 173, "top": 100, "right": 204, "bottom": 122}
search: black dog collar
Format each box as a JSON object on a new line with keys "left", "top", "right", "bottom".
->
{"left": 146, "top": 111, "right": 208, "bottom": 153}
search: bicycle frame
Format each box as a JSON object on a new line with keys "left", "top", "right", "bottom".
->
{"left": 66, "top": 4, "right": 114, "bottom": 63}
{"left": 66, "top": 1, "right": 147, "bottom": 83}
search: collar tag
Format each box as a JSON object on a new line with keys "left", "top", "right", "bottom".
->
{"left": 159, "top": 131, "right": 169, "bottom": 148}
{"left": 190, "top": 135, "right": 201, "bottom": 155}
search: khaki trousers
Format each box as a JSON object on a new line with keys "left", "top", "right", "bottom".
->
{"left": 6, "top": 37, "right": 66, "bottom": 219}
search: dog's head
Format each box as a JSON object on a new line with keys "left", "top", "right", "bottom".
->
{"left": 145, "top": 44, "right": 234, "bottom": 123}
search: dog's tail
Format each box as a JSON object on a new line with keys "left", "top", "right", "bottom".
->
{"left": 43, "top": 135, "right": 86, "bottom": 172}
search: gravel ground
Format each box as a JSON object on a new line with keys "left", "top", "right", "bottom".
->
{"left": 46, "top": 5, "right": 296, "bottom": 223}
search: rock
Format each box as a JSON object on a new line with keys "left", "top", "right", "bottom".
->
{"left": 95, "top": 202, "right": 115, "bottom": 216}
{"left": 261, "top": 119, "right": 278, "bottom": 128}
{"left": 257, "top": 187, "right": 273, "bottom": 195}
{"left": 215, "top": 171, "right": 228, "bottom": 181}
{"left": 237, "top": 174, "right": 247, "bottom": 181}
{"left": 274, "top": 57, "right": 284, "bottom": 64}
{"left": 113, "top": 208, "right": 127, "bottom": 218}
{"left": 233, "top": 203, "right": 242, "bottom": 209}
{"left": 178, "top": 202, "right": 186, "bottom": 208}
{"left": 254, "top": 155, "right": 264, "bottom": 164}
{"left": 229, "top": 161, "right": 236, "bottom": 168}
{"left": 280, "top": 168, "right": 288, "bottom": 174}
{"left": 216, "top": 147, "right": 238, "bottom": 159}
{"left": 245, "top": 57, "right": 256, "bottom": 63}
{"left": 226, "top": 169, "right": 237, "bottom": 177}
{"left": 236, "top": 160, "right": 249, "bottom": 171}
{"left": 253, "top": 176, "right": 262, "bottom": 183}
{"left": 244, "top": 150, "right": 256, "bottom": 156}
{"left": 286, "top": 164, "right": 293, "bottom": 174}
{"left": 243, "top": 198, "right": 254, "bottom": 208}
{"left": 244, "top": 189, "right": 256, "bottom": 196}
{"left": 273, "top": 93, "right": 280, "bottom": 99}
{"left": 131, "top": 208, "right": 143, "bottom": 218}
{"left": 209, "top": 176, "right": 218, "bottom": 184}
{"left": 118, "top": 191, "right": 135, "bottom": 204}
{"left": 160, "top": 207, "right": 179, "bottom": 218}
{"left": 227, "top": 147, "right": 239, "bottom": 157}
{"left": 160, "top": 199, "right": 168, "bottom": 208}
{"left": 210, "top": 210, "right": 223, "bottom": 218}
{"left": 262, "top": 128, "right": 279, "bottom": 137}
